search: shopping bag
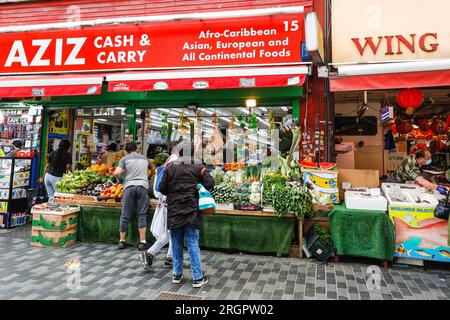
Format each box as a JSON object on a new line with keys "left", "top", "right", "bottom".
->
{"left": 434, "top": 192, "right": 449, "bottom": 220}
{"left": 197, "top": 183, "right": 216, "bottom": 215}
{"left": 150, "top": 195, "right": 169, "bottom": 243}
{"left": 27, "top": 185, "right": 48, "bottom": 208}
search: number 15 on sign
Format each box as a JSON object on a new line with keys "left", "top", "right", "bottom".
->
{"left": 284, "top": 20, "right": 299, "bottom": 32}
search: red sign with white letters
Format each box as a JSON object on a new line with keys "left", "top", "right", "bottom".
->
{"left": 0, "top": 14, "right": 304, "bottom": 75}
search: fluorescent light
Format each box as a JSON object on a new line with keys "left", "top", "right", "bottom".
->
{"left": 239, "top": 108, "right": 250, "bottom": 114}
{"left": 246, "top": 99, "right": 257, "bottom": 108}
{"left": 259, "top": 107, "right": 268, "bottom": 112}
{"left": 200, "top": 109, "right": 215, "bottom": 115}
{"left": 220, "top": 117, "right": 231, "bottom": 123}
{"left": 281, "top": 107, "right": 289, "bottom": 111}
{"left": 96, "top": 119, "right": 108, "bottom": 122}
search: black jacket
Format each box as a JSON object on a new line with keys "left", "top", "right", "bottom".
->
{"left": 159, "top": 157, "right": 214, "bottom": 230}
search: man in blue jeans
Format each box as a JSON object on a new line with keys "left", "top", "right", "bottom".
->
{"left": 157, "top": 148, "right": 214, "bottom": 288}
{"left": 114, "top": 142, "right": 151, "bottom": 251}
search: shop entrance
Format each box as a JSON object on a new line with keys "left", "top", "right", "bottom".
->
{"left": 334, "top": 88, "right": 449, "bottom": 183}
{"left": 135, "top": 104, "right": 298, "bottom": 165}
{"left": 44, "top": 106, "right": 127, "bottom": 172}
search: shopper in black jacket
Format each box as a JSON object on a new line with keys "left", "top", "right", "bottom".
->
{"left": 158, "top": 151, "right": 214, "bottom": 288}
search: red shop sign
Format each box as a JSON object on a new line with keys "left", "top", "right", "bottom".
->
{"left": 0, "top": 14, "right": 304, "bottom": 75}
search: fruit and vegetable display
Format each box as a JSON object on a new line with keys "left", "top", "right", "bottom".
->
{"left": 55, "top": 167, "right": 119, "bottom": 198}
{"left": 210, "top": 167, "right": 225, "bottom": 185}
{"left": 270, "top": 182, "right": 314, "bottom": 218}
{"left": 234, "top": 182, "right": 262, "bottom": 210}
{"left": 262, "top": 174, "right": 288, "bottom": 207}
{"left": 212, "top": 183, "right": 235, "bottom": 204}
{"left": 100, "top": 183, "right": 124, "bottom": 200}
{"left": 55, "top": 168, "right": 100, "bottom": 194}
{"left": 243, "top": 160, "right": 262, "bottom": 182}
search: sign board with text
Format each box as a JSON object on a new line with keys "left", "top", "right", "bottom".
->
{"left": 332, "top": 0, "right": 450, "bottom": 64}
{"left": 0, "top": 14, "right": 304, "bottom": 75}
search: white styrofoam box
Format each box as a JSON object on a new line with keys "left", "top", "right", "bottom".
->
{"left": 345, "top": 192, "right": 388, "bottom": 211}
{"left": 404, "top": 191, "right": 439, "bottom": 208}
{"left": 381, "top": 182, "right": 439, "bottom": 208}
{"left": 381, "top": 183, "right": 425, "bottom": 195}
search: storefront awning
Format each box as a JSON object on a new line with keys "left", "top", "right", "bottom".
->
{"left": 330, "top": 68, "right": 450, "bottom": 92}
{"left": 0, "top": 74, "right": 104, "bottom": 97}
{"left": 106, "top": 66, "right": 308, "bottom": 92}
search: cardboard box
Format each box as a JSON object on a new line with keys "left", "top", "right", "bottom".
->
{"left": 31, "top": 227, "right": 77, "bottom": 248}
{"left": 32, "top": 212, "right": 78, "bottom": 232}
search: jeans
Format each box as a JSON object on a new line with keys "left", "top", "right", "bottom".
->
{"left": 171, "top": 227, "right": 203, "bottom": 281}
{"left": 148, "top": 231, "right": 172, "bottom": 259}
{"left": 120, "top": 185, "right": 149, "bottom": 232}
{"left": 44, "top": 173, "right": 61, "bottom": 203}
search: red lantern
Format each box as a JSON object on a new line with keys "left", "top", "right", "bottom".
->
{"left": 446, "top": 114, "right": 450, "bottom": 126}
{"left": 430, "top": 119, "right": 449, "bottom": 135}
{"left": 396, "top": 89, "right": 424, "bottom": 114}
{"left": 429, "top": 140, "right": 446, "bottom": 153}
{"left": 395, "top": 119, "right": 412, "bottom": 134}
{"left": 415, "top": 118, "right": 431, "bottom": 132}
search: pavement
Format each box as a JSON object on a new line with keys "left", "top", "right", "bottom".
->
{"left": 0, "top": 224, "right": 449, "bottom": 300}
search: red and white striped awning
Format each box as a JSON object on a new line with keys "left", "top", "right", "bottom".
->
{"left": 106, "top": 66, "right": 308, "bottom": 92}
{"left": 0, "top": 74, "right": 104, "bottom": 97}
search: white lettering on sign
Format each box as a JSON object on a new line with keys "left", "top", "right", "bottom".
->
{"left": 31, "top": 39, "right": 51, "bottom": 66}
{"left": 199, "top": 27, "right": 277, "bottom": 39}
{"left": 94, "top": 35, "right": 134, "bottom": 48}
{"left": 97, "top": 50, "right": 147, "bottom": 64}
{"left": 4, "top": 37, "right": 86, "bottom": 67}
{"left": 65, "top": 37, "right": 86, "bottom": 65}
{"left": 5, "top": 40, "right": 28, "bottom": 66}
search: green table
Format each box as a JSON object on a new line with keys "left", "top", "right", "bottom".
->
{"left": 328, "top": 204, "right": 395, "bottom": 261}
{"left": 77, "top": 206, "right": 295, "bottom": 257}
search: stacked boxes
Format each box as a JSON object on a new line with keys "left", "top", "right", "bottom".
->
{"left": 30, "top": 204, "right": 80, "bottom": 248}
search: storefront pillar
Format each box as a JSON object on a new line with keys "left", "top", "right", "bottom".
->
{"left": 125, "top": 104, "right": 137, "bottom": 141}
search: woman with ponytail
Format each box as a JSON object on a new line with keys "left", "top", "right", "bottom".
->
{"left": 40, "top": 139, "right": 72, "bottom": 203}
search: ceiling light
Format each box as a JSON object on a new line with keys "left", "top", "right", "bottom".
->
{"left": 220, "top": 117, "right": 231, "bottom": 123}
{"left": 259, "top": 107, "right": 268, "bottom": 112}
{"left": 246, "top": 99, "right": 257, "bottom": 108}
{"left": 281, "top": 106, "right": 289, "bottom": 111}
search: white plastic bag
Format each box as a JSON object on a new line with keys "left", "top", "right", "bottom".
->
{"left": 150, "top": 195, "right": 169, "bottom": 243}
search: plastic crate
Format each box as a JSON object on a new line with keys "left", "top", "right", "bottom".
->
{"left": 309, "top": 240, "right": 336, "bottom": 262}
{"left": 304, "top": 226, "right": 320, "bottom": 250}
{"left": 304, "top": 224, "right": 336, "bottom": 262}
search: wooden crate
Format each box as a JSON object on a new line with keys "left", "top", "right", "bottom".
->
{"left": 31, "top": 227, "right": 77, "bottom": 248}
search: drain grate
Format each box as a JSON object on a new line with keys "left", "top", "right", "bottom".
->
{"left": 155, "top": 292, "right": 204, "bottom": 300}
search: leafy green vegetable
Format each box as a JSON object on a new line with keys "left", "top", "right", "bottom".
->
{"left": 313, "top": 224, "right": 334, "bottom": 247}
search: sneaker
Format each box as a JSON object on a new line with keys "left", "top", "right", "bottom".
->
{"left": 192, "top": 276, "right": 208, "bottom": 288}
{"left": 118, "top": 241, "right": 126, "bottom": 250}
{"left": 138, "top": 241, "right": 149, "bottom": 251}
{"left": 163, "top": 258, "right": 173, "bottom": 268}
{"left": 172, "top": 275, "right": 183, "bottom": 284}
{"left": 140, "top": 252, "right": 153, "bottom": 271}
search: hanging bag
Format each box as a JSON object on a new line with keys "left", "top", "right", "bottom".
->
{"left": 150, "top": 195, "right": 169, "bottom": 243}
{"left": 197, "top": 183, "right": 216, "bottom": 215}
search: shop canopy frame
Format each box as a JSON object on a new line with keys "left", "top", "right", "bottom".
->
{"left": 0, "top": 74, "right": 104, "bottom": 98}
{"left": 330, "top": 60, "right": 450, "bottom": 92}
{"left": 106, "top": 66, "right": 309, "bottom": 93}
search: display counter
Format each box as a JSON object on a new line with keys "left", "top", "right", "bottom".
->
{"left": 329, "top": 204, "right": 395, "bottom": 262}
{"left": 67, "top": 201, "right": 296, "bottom": 257}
